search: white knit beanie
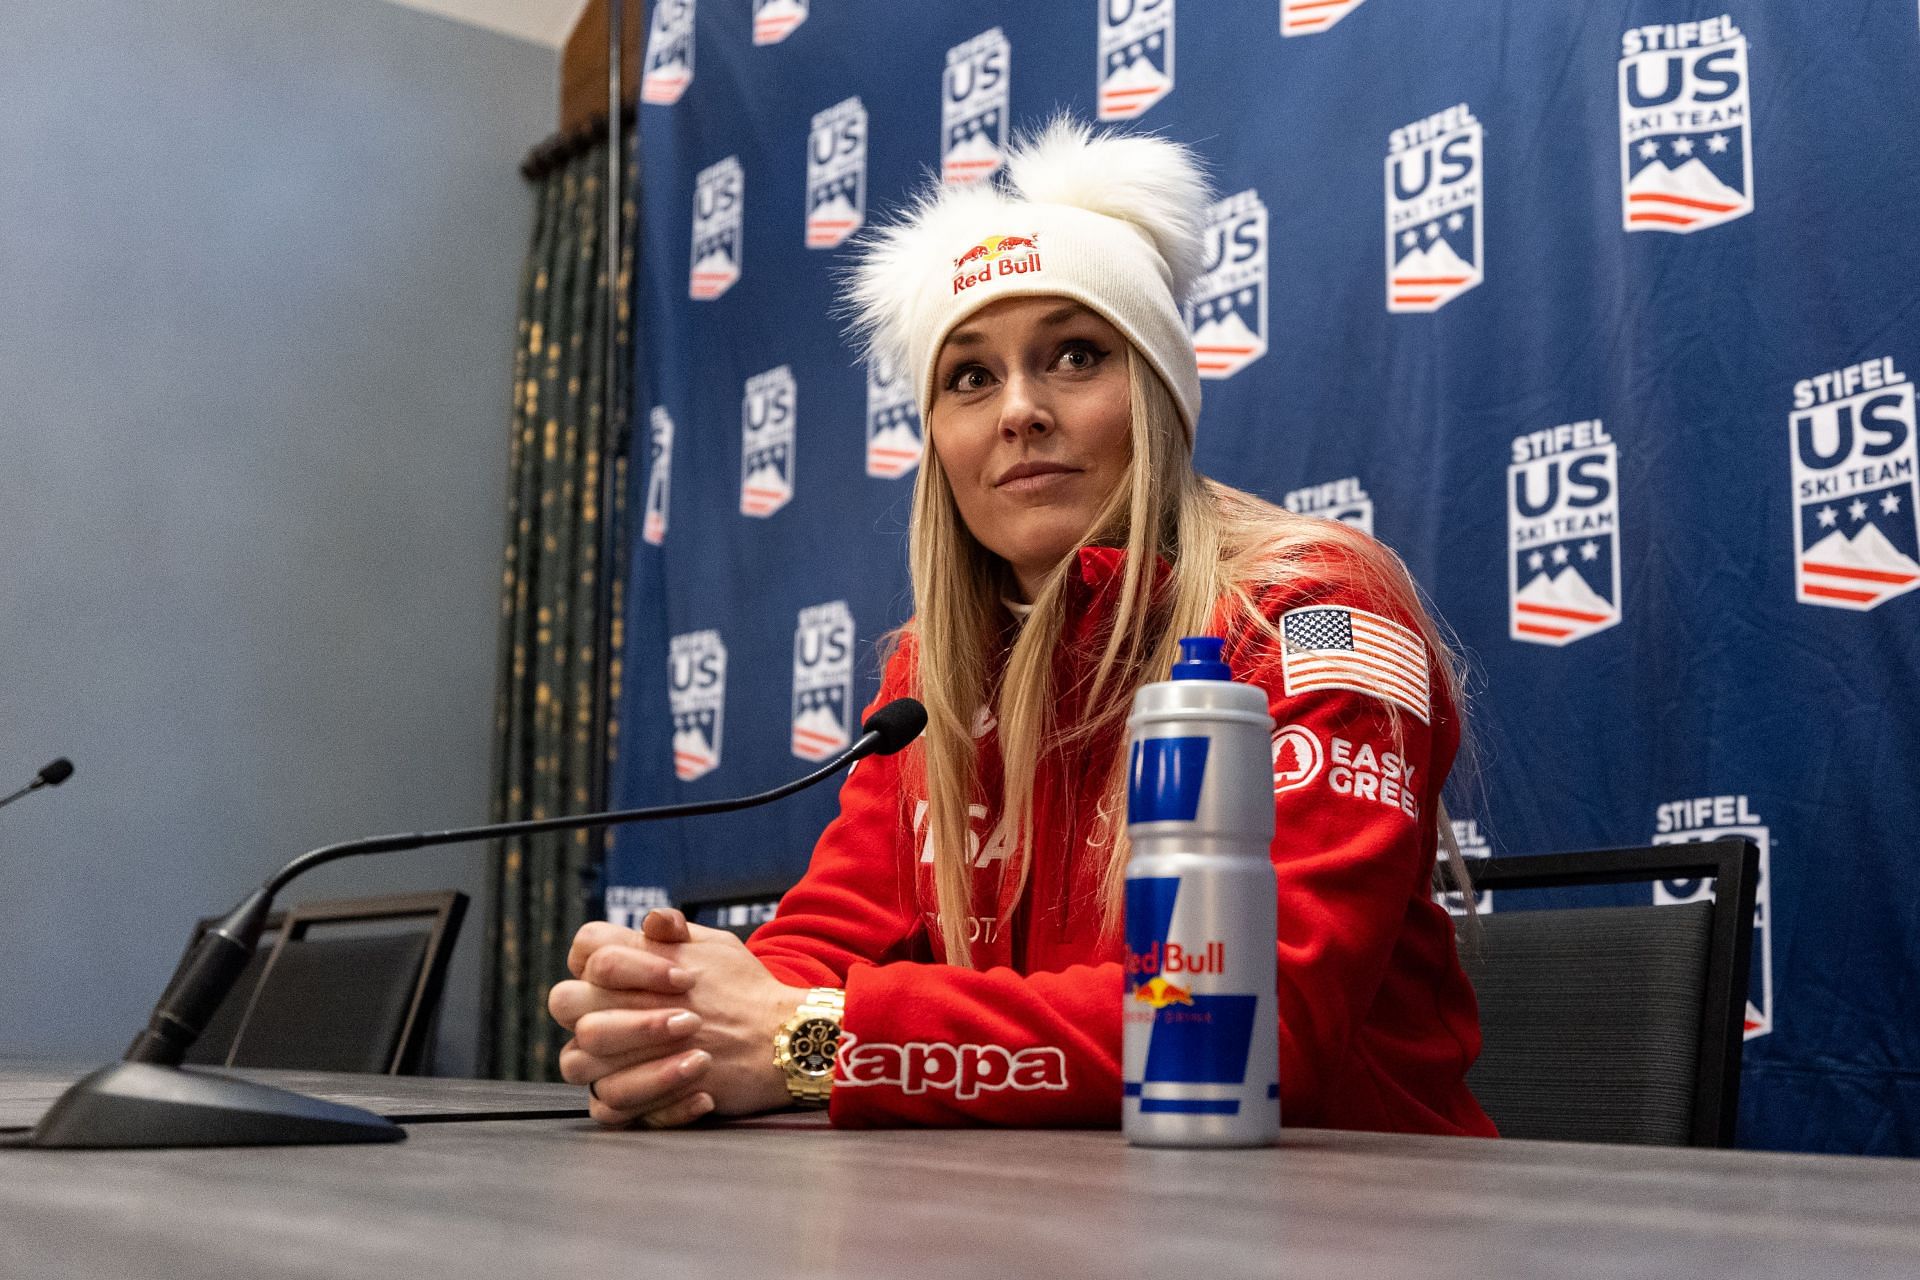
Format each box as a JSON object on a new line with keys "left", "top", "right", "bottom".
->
{"left": 847, "top": 117, "right": 1212, "bottom": 439}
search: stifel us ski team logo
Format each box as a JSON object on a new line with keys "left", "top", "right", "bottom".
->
{"left": 641, "top": 0, "right": 694, "bottom": 105}
{"left": 1098, "top": 0, "right": 1173, "bottom": 121}
{"left": 1187, "top": 189, "right": 1267, "bottom": 380}
{"left": 668, "top": 630, "right": 726, "bottom": 782}
{"left": 642, "top": 406, "right": 674, "bottom": 546}
{"left": 1282, "top": 0, "right": 1366, "bottom": 37}
{"left": 690, "top": 156, "right": 742, "bottom": 301}
{"left": 1283, "top": 476, "right": 1374, "bottom": 536}
{"left": 1386, "top": 103, "right": 1483, "bottom": 313}
{"left": 943, "top": 28, "right": 1009, "bottom": 185}
{"left": 866, "top": 353, "right": 922, "bottom": 479}
{"left": 752, "top": 0, "right": 806, "bottom": 46}
{"left": 1508, "top": 419, "right": 1622, "bottom": 645}
{"left": 1618, "top": 16, "right": 1754, "bottom": 233}
{"left": 805, "top": 97, "right": 866, "bottom": 250}
{"left": 1653, "top": 795, "right": 1773, "bottom": 1039}
{"left": 792, "top": 602, "right": 855, "bottom": 762}
{"left": 1790, "top": 357, "right": 1920, "bottom": 610}
{"left": 741, "top": 365, "right": 795, "bottom": 518}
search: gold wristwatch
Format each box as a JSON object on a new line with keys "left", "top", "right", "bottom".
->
{"left": 773, "top": 987, "right": 845, "bottom": 1108}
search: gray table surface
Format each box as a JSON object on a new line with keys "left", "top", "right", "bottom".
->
{"left": 0, "top": 1063, "right": 588, "bottom": 1127}
{"left": 1, "top": 1067, "right": 1916, "bottom": 1279}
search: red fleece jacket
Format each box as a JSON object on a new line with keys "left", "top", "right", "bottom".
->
{"left": 749, "top": 545, "right": 1495, "bottom": 1136}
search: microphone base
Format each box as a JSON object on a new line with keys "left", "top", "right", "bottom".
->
{"left": 24, "top": 1062, "right": 405, "bottom": 1149}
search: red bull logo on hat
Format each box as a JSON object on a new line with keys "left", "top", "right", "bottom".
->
{"left": 951, "top": 234, "right": 1044, "bottom": 295}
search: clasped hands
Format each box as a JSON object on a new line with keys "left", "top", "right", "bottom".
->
{"left": 548, "top": 909, "right": 812, "bottom": 1128}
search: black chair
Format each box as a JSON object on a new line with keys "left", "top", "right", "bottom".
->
{"left": 1459, "top": 839, "right": 1758, "bottom": 1147}
{"left": 182, "top": 891, "right": 467, "bottom": 1075}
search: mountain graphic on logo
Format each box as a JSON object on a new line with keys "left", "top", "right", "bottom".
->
{"left": 1803, "top": 524, "right": 1920, "bottom": 576}
{"left": 753, "top": 0, "right": 806, "bottom": 44}
{"left": 1102, "top": 56, "right": 1169, "bottom": 93}
{"left": 792, "top": 704, "right": 848, "bottom": 761}
{"left": 943, "top": 133, "right": 1002, "bottom": 181}
{"left": 866, "top": 422, "right": 923, "bottom": 477}
{"left": 1392, "top": 237, "right": 1474, "bottom": 279}
{"left": 1192, "top": 309, "right": 1260, "bottom": 348}
{"left": 1629, "top": 156, "right": 1744, "bottom": 205}
{"left": 1627, "top": 156, "right": 1747, "bottom": 230}
{"left": 1516, "top": 566, "right": 1614, "bottom": 618}
{"left": 808, "top": 191, "right": 858, "bottom": 221}
{"left": 672, "top": 725, "right": 716, "bottom": 779}
{"left": 692, "top": 248, "right": 736, "bottom": 275}
{"left": 742, "top": 462, "right": 789, "bottom": 495}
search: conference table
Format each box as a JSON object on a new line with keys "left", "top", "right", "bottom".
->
{"left": 2, "top": 1063, "right": 1916, "bottom": 1278}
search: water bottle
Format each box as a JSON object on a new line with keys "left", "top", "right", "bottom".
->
{"left": 1122, "top": 636, "right": 1279, "bottom": 1147}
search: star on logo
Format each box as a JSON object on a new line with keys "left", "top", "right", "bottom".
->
{"left": 1848, "top": 498, "right": 1869, "bottom": 522}
{"left": 1580, "top": 540, "right": 1600, "bottom": 562}
{"left": 1817, "top": 505, "right": 1839, "bottom": 528}
{"left": 1551, "top": 545, "right": 1570, "bottom": 566}
{"left": 1238, "top": 288, "right": 1255, "bottom": 306}
{"left": 1424, "top": 222, "right": 1440, "bottom": 241}
{"left": 1402, "top": 229, "right": 1418, "bottom": 248}
{"left": 1707, "top": 133, "right": 1730, "bottom": 154}
{"left": 1883, "top": 492, "right": 1904, "bottom": 515}
{"left": 1639, "top": 139, "right": 1660, "bottom": 160}
{"left": 1446, "top": 211, "right": 1465, "bottom": 232}
{"left": 1672, "top": 137, "right": 1695, "bottom": 157}
{"left": 1527, "top": 550, "right": 1545, "bottom": 572}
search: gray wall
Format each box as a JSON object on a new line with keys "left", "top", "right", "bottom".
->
{"left": 0, "top": 0, "right": 555, "bottom": 1074}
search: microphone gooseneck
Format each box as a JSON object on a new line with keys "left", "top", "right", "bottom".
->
{"left": 124, "top": 698, "right": 926, "bottom": 1066}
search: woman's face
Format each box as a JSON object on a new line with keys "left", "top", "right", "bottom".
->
{"left": 928, "top": 296, "right": 1133, "bottom": 600}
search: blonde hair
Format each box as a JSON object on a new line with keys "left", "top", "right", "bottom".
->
{"left": 904, "top": 350, "right": 1472, "bottom": 966}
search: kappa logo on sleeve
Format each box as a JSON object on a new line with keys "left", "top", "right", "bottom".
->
{"left": 835, "top": 1032, "right": 1069, "bottom": 1100}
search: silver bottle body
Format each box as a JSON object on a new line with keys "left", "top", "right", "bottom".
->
{"left": 1122, "top": 677, "right": 1280, "bottom": 1148}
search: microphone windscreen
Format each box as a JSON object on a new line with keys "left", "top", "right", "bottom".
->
{"left": 860, "top": 699, "right": 927, "bottom": 756}
{"left": 37, "top": 758, "right": 74, "bottom": 787}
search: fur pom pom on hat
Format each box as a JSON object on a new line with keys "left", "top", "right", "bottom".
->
{"left": 846, "top": 117, "right": 1213, "bottom": 437}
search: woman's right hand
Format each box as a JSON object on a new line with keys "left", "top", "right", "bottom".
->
{"left": 548, "top": 913, "right": 716, "bottom": 1128}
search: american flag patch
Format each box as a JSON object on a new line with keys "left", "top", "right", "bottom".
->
{"left": 1280, "top": 606, "right": 1430, "bottom": 724}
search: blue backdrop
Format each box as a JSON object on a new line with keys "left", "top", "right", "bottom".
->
{"left": 608, "top": 0, "right": 1920, "bottom": 1155}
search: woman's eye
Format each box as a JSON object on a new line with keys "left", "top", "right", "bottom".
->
{"left": 947, "top": 365, "right": 990, "bottom": 392}
{"left": 1057, "top": 342, "right": 1106, "bottom": 371}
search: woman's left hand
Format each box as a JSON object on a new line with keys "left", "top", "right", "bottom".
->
{"left": 551, "top": 909, "right": 809, "bottom": 1127}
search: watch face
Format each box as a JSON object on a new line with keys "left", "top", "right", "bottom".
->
{"left": 787, "top": 1017, "right": 840, "bottom": 1077}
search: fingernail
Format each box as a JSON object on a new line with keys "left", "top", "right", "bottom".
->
{"left": 668, "top": 966, "right": 694, "bottom": 989}
{"left": 667, "top": 1011, "right": 699, "bottom": 1034}
{"left": 683, "top": 1050, "right": 711, "bottom": 1074}
{"left": 692, "top": 1094, "right": 715, "bottom": 1118}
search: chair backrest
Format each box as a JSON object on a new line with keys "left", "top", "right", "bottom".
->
{"left": 1459, "top": 839, "right": 1758, "bottom": 1147}
{"left": 220, "top": 891, "right": 468, "bottom": 1075}
{"left": 181, "top": 910, "right": 287, "bottom": 1067}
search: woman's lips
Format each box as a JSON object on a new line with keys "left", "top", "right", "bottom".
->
{"left": 995, "top": 462, "right": 1082, "bottom": 493}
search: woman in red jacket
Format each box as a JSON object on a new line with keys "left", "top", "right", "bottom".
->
{"left": 548, "top": 118, "right": 1495, "bottom": 1137}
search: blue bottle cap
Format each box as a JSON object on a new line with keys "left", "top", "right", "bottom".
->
{"left": 1171, "top": 635, "right": 1232, "bottom": 681}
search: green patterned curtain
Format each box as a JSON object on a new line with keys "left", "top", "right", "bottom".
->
{"left": 484, "top": 136, "right": 634, "bottom": 1081}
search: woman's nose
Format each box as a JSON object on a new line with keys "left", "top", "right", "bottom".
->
{"left": 997, "top": 373, "right": 1054, "bottom": 440}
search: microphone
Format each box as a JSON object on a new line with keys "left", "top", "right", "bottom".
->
{"left": 24, "top": 700, "right": 924, "bottom": 1149}
{"left": 0, "top": 757, "right": 74, "bottom": 813}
